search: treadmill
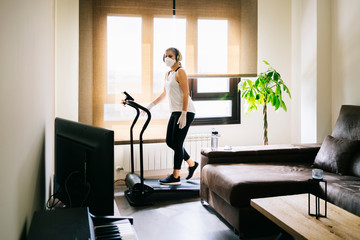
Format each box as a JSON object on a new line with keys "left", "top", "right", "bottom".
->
{"left": 122, "top": 92, "right": 200, "bottom": 206}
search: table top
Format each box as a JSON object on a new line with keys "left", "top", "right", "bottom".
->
{"left": 250, "top": 194, "right": 360, "bottom": 240}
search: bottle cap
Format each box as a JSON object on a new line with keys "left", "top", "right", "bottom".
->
{"left": 212, "top": 128, "right": 218, "bottom": 135}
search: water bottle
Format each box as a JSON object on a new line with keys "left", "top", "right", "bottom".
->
{"left": 211, "top": 128, "right": 219, "bottom": 150}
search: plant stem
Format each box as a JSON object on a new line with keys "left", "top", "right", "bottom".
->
{"left": 263, "top": 102, "right": 268, "bottom": 145}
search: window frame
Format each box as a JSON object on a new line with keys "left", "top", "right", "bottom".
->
{"left": 189, "top": 76, "right": 241, "bottom": 125}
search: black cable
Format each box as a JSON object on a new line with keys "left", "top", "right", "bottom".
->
{"left": 46, "top": 189, "right": 63, "bottom": 210}
{"left": 46, "top": 193, "right": 56, "bottom": 209}
{"left": 64, "top": 171, "right": 80, "bottom": 208}
{"left": 80, "top": 183, "right": 91, "bottom": 207}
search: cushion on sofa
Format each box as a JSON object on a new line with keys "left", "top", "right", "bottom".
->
{"left": 201, "top": 162, "right": 314, "bottom": 207}
{"left": 349, "top": 151, "right": 360, "bottom": 177}
{"left": 313, "top": 135, "right": 360, "bottom": 174}
{"left": 320, "top": 176, "right": 360, "bottom": 217}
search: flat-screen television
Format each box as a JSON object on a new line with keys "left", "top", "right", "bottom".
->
{"left": 54, "top": 118, "right": 114, "bottom": 216}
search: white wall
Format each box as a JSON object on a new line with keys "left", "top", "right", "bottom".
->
{"left": 300, "top": 0, "right": 318, "bottom": 143}
{"left": 291, "top": 0, "right": 303, "bottom": 144}
{"left": 55, "top": 0, "right": 79, "bottom": 121}
{"left": 316, "top": 0, "right": 332, "bottom": 141}
{"left": 292, "top": 0, "right": 333, "bottom": 144}
{"left": 291, "top": 0, "right": 359, "bottom": 144}
{"left": 0, "top": 0, "right": 55, "bottom": 239}
{"left": 331, "top": 0, "right": 360, "bottom": 122}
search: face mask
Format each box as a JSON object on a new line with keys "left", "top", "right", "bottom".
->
{"left": 165, "top": 57, "right": 176, "bottom": 67}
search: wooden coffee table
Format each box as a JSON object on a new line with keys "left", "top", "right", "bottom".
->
{"left": 251, "top": 194, "right": 360, "bottom": 240}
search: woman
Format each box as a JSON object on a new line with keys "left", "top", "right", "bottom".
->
{"left": 147, "top": 47, "right": 198, "bottom": 185}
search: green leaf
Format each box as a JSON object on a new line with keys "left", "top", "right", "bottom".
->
{"left": 271, "top": 94, "right": 276, "bottom": 106}
{"left": 283, "top": 85, "right": 291, "bottom": 98}
{"left": 245, "top": 90, "right": 251, "bottom": 99}
{"left": 241, "top": 84, "right": 246, "bottom": 91}
{"left": 243, "top": 80, "right": 251, "bottom": 90}
{"left": 275, "top": 97, "right": 280, "bottom": 110}
{"left": 263, "top": 60, "right": 270, "bottom": 65}
{"left": 274, "top": 72, "right": 279, "bottom": 81}
{"left": 286, "top": 87, "right": 292, "bottom": 98}
{"left": 281, "top": 100, "right": 287, "bottom": 112}
{"left": 241, "top": 90, "right": 247, "bottom": 98}
{"left": 276, "top": 85, "right": 281, "bottom": 96}
{"left": 258, "top": 77, "right": 265, "bottom": 87}
{"left": 249, "top": 89, "right": 254, "bottom": 99}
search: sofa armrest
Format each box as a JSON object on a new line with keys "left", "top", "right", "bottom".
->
{"left": 201, "top": 143, "right": 321, "bottom": 169}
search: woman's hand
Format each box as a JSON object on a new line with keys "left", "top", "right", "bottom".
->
{"left": 177, "top": 111, "right": 187, "bottom": 129}
{"left": 141, "top": 102, "right": 155, "bottom": 116}
{"left": 142, "top": 88, "right": 166, "bottom": 116}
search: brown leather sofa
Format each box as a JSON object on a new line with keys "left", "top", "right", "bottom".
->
{"left": 200, "top": 105, "right": 360, "bottom": 237}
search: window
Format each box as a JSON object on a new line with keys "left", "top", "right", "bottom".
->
{"left": 190, "top": 19, "right": 240, "bottom": 125}
{"left": 105, "top": 16, "right": 142, "bottom": 122}
{"left": 190, "top": 77, "right": 240, "bottom": 125}
{"left": 87, "top": 0, "right": 258, "bottom": 141}
{"left": 107, "top": 16, "right": 142, "bottom": 95}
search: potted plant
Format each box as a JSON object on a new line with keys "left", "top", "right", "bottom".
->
{"left": 239, "top": 60, "right": 291, "bottom": 145}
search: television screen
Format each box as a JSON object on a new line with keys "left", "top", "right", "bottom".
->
{"left": 54, "top": 118, "right": 114, "bottom": 216}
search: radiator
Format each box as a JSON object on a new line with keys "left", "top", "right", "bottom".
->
{"left": 115, "top": 133, "right": 210, "bottom": 178}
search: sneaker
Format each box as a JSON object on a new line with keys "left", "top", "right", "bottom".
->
{"left": 186, "top": 161, "right": 199, "bottom": 180}
{"left": 160, "top": 174, "right": 181, "bottom": 185}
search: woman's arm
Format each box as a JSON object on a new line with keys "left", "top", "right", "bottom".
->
{"left": 152, "top": 88, "right": 166, "bottom": 105}
{"left": 176, "top": 69, "right": 189, "bottom": 112}
{"left": 143, "top": 88, "right": 165, "bottom": 114}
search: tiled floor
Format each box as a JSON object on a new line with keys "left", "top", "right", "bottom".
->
{"left": 115, "top": 184, "right": 278, "bottom": 240}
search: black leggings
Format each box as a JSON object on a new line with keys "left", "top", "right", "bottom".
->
{"left": 166, "top": 112, "right": 195, "bottom": 170}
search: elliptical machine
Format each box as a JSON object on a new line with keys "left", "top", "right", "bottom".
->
{"left": 122, "top": 91, "right": 199, "bottom": 206}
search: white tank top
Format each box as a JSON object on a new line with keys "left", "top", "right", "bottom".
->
{"left": 164, "top": 69, "right": 196, "bottom": 113}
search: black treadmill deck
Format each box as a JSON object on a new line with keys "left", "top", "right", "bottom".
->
{"left": 144, "top": 178, "right": 200, "bottom": 191}
{"left": 124, "top": 178, "right": 200, "bottom": 206}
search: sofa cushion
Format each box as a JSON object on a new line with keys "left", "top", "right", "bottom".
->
{"left": 313, "top": 135, "right": 360, "bottom": 174}
{"left": 318, "top": 174, "right": 360, "bottom": 217}
{"left": 349, "top": 151, "right": 360, "bottom": 177}
{"left": 201, "top": 163, "right": 314, "bottom": 207}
